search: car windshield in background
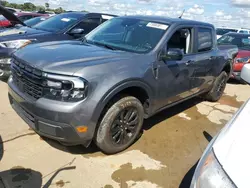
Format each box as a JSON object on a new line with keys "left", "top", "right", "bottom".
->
{"left": 216, "top": 28, "right": 237, "bottom": 35}
{"left": 85, "top": 17, "right": 168, "bottom": 53}
{"left": 33, "top": 14, "right": 80, "bottom": 32}
{"left": 24, "top": 17, "right": 47, "bottom": 27}
{"left": 218, "top": 34, "right": 250, "bottom": 50}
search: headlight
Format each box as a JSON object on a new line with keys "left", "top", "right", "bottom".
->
{"left": 191, "top": 146, "right": 236, "bottom": 188}
{"left": 42, "top": 73, "right": 87, "bottom": 102}
{"left": 235, "top": 56, "right": 250, "bottom": 64}
{"left": 0, "top": 39, "right": 32, "bottom": 49}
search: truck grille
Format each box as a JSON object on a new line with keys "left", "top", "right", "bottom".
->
{"left": 11, "top": 59, "right": 45, "bottom": 99}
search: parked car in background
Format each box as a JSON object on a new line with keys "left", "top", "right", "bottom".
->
{"left": 23, "top": 16, "right": 49, "bottom": 27}
{"left": 190, "top": 63, "right": 250, "bottom": 188}
{"left": 216, "top": 27, "right": 250, "bottom": 39}
{"left": 8, "top": 16, "right": 237, "bottom": 154}
{"left": 218, "top": 32, "right": 250, "bottom": 82}
{"left": 0, "top": 12, "right": 48, "bottom": 28}
{"left": 0, "top": 5, "right": 116, "bottom": 79}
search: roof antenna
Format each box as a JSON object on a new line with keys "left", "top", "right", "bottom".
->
{"left": 179, "top": 9, "right": 185, "bottom": 19}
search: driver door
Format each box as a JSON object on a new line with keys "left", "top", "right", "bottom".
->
{"left": 155, "top": 26, "right": 196, "bottom": 109}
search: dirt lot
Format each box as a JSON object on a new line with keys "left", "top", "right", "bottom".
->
{"left": 0, "top": 80, "right": 249, "bottom": 188}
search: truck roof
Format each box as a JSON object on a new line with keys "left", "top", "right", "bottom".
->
{"left": 123, "top": 15, "right": 214, "bottom": 27}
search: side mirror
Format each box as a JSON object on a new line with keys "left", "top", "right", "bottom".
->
{"left": 161, "top": 48, "right": 184, "bottom": 61}
{"left": 69, "top": 28, "right": 84, "bottom": 35}
{"left": 240, "top": 64, "right": 250, "bottom": 84}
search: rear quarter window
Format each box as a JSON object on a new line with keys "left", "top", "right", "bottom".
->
{"left": 197, "top": 27, "right": 213, "bottom": 52}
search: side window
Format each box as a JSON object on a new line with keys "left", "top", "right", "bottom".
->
{"left": 74, "top": 18, "right": 100, "bottom": 34}
{"left": 167, "top": 27, "right": 193, "bottom": 54}
{"left": 197, "top": 27, "right": 213, "bottom": 52}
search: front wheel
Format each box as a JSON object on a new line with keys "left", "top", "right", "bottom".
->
{"left": 204, "top": 71, "right": 228, "bottom": 102}
{"left": 95, "top": 96, "right": 144, "bottom": 154}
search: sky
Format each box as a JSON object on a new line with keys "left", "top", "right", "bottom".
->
{"left": 7, "top": 0, "right": 250, "bottom": 27}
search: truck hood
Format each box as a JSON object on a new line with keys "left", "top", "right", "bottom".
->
{"left": 0, "top": 26, "right": 50, "bottom": 41}
{"left": 14, "top": 40, "right": 137, "bottom": 75}
{"left": 213, "top": 99, "right": 250, "bottom": 188}
{"left": 0, "top": 5, "right": 26, "bottom": 26}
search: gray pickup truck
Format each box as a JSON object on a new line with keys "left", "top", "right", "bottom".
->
{"left": 8, "top": 16, "right": 238, "bottom": 154}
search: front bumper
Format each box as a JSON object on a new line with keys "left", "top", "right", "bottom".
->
{"left": 8, "top": 76, "right": 97, "bottom": 147}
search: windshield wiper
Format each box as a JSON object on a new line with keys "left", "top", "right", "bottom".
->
{"left": 99, "top": 43, "right": 117, "bottom": 50}
{"left": 87, "top": 40, "right": 117, "bottom": 50}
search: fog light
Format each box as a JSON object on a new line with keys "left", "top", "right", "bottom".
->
{"left": 76, "top": 126, "right": 88, "bottom": 133}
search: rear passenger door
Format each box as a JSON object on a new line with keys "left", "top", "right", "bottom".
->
{"left": 191, "top": 27, "right": 216, "bottom": 93}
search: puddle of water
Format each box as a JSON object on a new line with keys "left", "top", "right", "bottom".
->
{"left": 219, "top": 95, "right": 243, "bottom": 108}
{"left": 112, "top": 163, "right": 166, "bottom": 188}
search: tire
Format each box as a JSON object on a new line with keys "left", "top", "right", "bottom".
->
{"left": 204, "top": 71, "right": 228, "bottom": 102}
{"left": 95, "top": 96, "right": 144, "bottom": 154}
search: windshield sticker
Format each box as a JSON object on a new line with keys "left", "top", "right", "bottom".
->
{"left": 146, "top": 22, "right": 168, "bottom": 30}
{"left": 61, "top": 18, "right": 71, "bottom": 22}
{"left": 101, "top": 15, "right": 114, "bottom": 20}
{"left": 0, "top": 29, "right": 25, "bottom": 36}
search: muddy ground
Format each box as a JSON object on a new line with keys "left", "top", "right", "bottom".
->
{"left": 0, "top": 80, "right": 249, "bottom": 188}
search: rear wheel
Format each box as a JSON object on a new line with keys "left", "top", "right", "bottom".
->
{"left": 204, "top": 71, "right": 228, "bottom": 102}
{"left": 95, "top": 96, "right": 144, "bottom": 154}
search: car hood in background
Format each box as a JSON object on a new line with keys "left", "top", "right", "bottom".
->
{"left": 13, "top": 40, "right": 138, "bottom": 75}
{"left": 236, "top": 50, "right": 250, "bottom": 58}
{"left": 0, "top": 5, "right": 26, "bottom": 26}
{"left": 213, "top": 99, "right": 250, "bottom": 188}
{"left": 0, "top": 26, "right": 50, "bottom": 41}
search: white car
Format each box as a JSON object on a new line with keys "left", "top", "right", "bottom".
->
{"left": 190, "top": 64, "right": 250, "bottom": 188}
{"left": 216, "top": 27, "right": 250, "bottom": 39}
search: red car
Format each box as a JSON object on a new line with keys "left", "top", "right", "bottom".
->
{"left": 218, "top": 32, "right": 250, "bottom": 82}
{"left": 0, "top": 12, "right": 48, "bottom": 27}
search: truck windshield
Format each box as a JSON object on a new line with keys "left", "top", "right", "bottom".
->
{"left": 85, "top": 17, "right": 168, "bottom": 53}
{"left": 218, "top": 34, "right": 250, "bottom": 50}
{"left": 32, "top": 14, "right": 80, "bottom": 32}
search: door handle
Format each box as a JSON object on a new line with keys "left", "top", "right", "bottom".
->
{"left": 185, "top": 60, "right": 194, "bottom": 66}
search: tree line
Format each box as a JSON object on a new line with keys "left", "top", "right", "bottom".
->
{"left": 0, "top": 1, "right": 66, "bottom": 14}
